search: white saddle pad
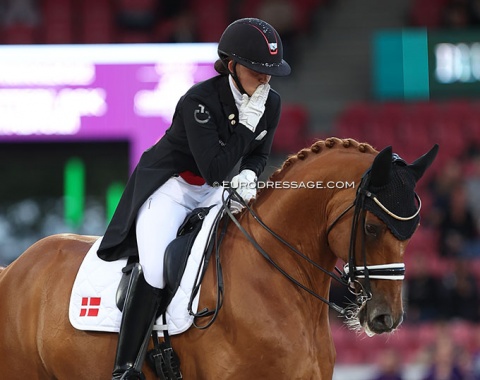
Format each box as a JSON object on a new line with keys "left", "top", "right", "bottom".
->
{"left": 69, "top": 201, "right": 223, "bottom": 336}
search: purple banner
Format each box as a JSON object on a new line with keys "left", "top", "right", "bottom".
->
{"left": 0, "top": 44, "right": 218, "bottom": 171}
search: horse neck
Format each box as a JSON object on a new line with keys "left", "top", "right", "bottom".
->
{"left": 246, "top": 147, "right": 373, "bottom": 282}
{"left": 230, "top": 157, "right": 330, "bottom": 295}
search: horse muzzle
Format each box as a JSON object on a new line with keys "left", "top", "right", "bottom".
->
{"left": 359, "top": 298, "right": 404, "bottom": 336}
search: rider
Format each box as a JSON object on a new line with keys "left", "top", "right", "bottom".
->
{"left": 97, "top": 18, "right": 291, "bottom": 379}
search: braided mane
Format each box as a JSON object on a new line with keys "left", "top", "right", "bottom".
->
{"left": 268, "top": 137, "right": 377, "bottom": 183}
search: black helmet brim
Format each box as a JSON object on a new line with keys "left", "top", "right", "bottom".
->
{"left": 228, "top": 53, "right": 291, "bottom": 77}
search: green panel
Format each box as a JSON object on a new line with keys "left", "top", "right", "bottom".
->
{"left": 64, "top": 157, "right": 85, "bottom": 228}
{"left": 106, "top": 182, "right": 124, "bottom": 224}
{"left": 373, "top": 31, "right": 404, "bottom": 100}
{"left": 402, "top": 29, "right": 430, "bottom": 99}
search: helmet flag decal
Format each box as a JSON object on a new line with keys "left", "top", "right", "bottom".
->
{"left": 250, "top": 24, "right": 278, "bottom": 56}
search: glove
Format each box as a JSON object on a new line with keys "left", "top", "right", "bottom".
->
{"left": 230, "top": 169, "right": 257, "bottom": 203}
{"left": 239, "top": 83, "right": 270, "bottom": 132}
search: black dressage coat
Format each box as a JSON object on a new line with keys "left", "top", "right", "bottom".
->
{"left": 97, "top": 74, "right": 281, "bottom": 261}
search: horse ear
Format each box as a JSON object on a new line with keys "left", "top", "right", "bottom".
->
{"left": 370, "top": 146, "right": 393, "bottom": 187}
{"left": 408, "top": 144, "right": 439, "bottom": 181}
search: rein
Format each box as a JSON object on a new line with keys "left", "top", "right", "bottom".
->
{"left": 190, "top": 167, "right": 414, "bottom": 326}
{"left": 222, "top": 167, "right": 411, "bottom": 315}
{"left": 223, "top": 190, "right": 348, "bottom": 315}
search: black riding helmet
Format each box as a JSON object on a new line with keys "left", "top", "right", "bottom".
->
{"left": 218, "top": 18, "right": 291, "bottom": 77}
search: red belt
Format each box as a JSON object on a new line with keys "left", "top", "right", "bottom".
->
{"left": 179, "top": 170, "right": 206, "bottom": 186}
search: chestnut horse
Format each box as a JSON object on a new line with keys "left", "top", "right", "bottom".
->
{"left": 0, "top": 138, "right": 437, "bottom": 380}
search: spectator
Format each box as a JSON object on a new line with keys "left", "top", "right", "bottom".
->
{"left": 438, "top": 183, "right": 479, "bottom": 258}
{"left": 405, "top": 253, "right": 441, "bottom": 322}
{"left": 470, "top": 326, "right": 480, "bottom": 378}
{"left": 422, "top": 331, "right": 463, "bottom": 380}
{"left": 371, "top": 348, "right": 404, "bottom": 380}
{"left": 427, "top": 159, "right": 462, "bottom": 228}
{"left": 464, "top": 155, "right": 480, "bottom": 226}
{"left": 440, "top": 258, "right": 480, "bottom": 321}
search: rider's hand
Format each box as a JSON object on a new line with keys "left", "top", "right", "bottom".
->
{"left": 238, "top": 84, "right": 270, "bottom": 133}
{"left": 230, "top": 169, "right": 257, "bottom": 204}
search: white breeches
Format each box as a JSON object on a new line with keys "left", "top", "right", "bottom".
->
{"left": 136, "top": 176, "right": 221, "bottom": 288}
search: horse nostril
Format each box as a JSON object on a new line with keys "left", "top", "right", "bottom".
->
{"left": 372, "top": 314, "right": 394, "bottom": 332}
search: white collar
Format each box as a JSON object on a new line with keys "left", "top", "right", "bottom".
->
{"left": 228, "top": 75, "right": 245, "bottom": 111}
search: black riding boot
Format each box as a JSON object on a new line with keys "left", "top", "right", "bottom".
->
{"left": 112, "top": 264, "right": 161, "bottom": 380}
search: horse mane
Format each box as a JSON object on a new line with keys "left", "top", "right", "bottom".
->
{"left": 267, "top": 137, "right": 377, "bottom": 183}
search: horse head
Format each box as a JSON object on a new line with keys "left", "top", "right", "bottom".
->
{"left": 326, "top": 143, "right": 438, "bottom": 336}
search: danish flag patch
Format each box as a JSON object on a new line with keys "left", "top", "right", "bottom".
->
{"left": 79, "top": 297, "right": 101, "bottom": 317}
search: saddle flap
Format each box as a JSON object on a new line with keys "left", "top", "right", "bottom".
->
{"left": 164, "top": 207, "right": 213, "bottom": 295}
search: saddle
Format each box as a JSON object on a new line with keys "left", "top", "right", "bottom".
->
{"left": 115, "top": 205, "right": 215, "bottom": 314}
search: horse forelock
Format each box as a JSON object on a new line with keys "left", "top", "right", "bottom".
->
{"left": 265, "top": 137, "right": 377, "bottom": 185}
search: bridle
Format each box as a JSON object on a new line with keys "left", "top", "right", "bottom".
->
{"left": 189, "top": 168, "right": 419, "bottom": 326}
{"left": 325, "top": 169, "right": 418, "bottom": 308}
{"left": 222, "top": 167, "right": 418, "bottom": 315}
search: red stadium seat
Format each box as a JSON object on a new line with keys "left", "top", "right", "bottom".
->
{"left": 41, "top": 0, "right": 74, "bottom": 43}
{"left": 190, "top": 0, "right": 228, "bottom": 42}
{"left": 78, "top": 0, "right": 114, "bottom": 44}
{"left": 335, "top": 102, "right": 372, "bottom": 142}
{"left": 368, "top": 123, "right": 396, "bottom": 151}
{"left": 2, "top": 24, "right": 38, "bottom": 44}
{"left": 116, "top": 0, "right": 156, "bottom": 12}
{"left": 409, "top": 0, "right": 449, "bottom": 28}
{"left": 431, "top": 119, "right": 465, "bottom": 160}
{"left": 237, "top": 0, "right": 263, "bottom": 18}
{"left": 117, "top": 30, "right": 152, "bottom": 43}
{"left": 395, "top": 118, "right": 431, "bottom": 162}
{"left": 271, "top": 103, "right": 310, "bottom": 154}
{"left": 450, "top": 321, "right": 475, "bottom": 350}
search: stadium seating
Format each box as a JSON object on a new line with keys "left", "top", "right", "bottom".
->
{"left": 79, "top": 0, "right": 114, "bottom": 44}
{"left": 189, "top": 0, "right": 228, "bottom": 42}
{"left": 271, "top": 103, "right": 312, "bottom": 154}
{"left": 408, "top": 0, "right": 450, "bottom": 28}
{"left": 335, "top": 99, "right": 476, "bottom": 165}
{"left": 2, "top": 24, "right": 38, "bottom": 44}
{"left": 40, "top": 0, "right": 74, "bottom": 44}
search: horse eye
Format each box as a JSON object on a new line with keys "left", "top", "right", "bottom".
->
{"left": 365, "top": 224, "right": 378, "bottom": 237}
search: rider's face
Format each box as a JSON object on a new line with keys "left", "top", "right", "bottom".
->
{"left": 229, "top": 61, "right": 271, "bottom": 96}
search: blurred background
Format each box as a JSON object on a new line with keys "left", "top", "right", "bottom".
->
{"left": 1, "top": 0, "right": 480, "bottom": 378}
